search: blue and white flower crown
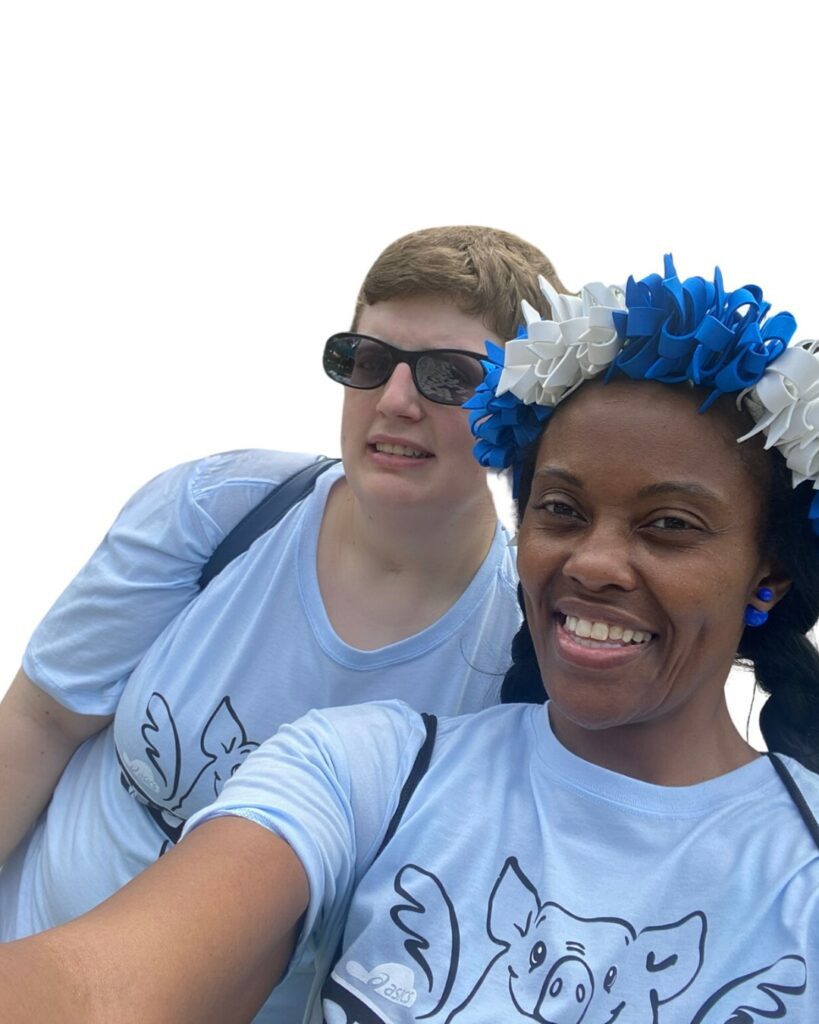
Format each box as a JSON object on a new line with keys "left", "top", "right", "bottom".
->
{"left": 466, "top": 255, "right": 819, "bottom": 535}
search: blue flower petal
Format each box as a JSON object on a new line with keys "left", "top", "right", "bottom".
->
{"left": 811, "top": 492, "right": 819, "bottom": 537}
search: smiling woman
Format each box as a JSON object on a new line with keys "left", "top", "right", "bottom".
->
{"left": 1, "top": 257, "right": 818, "bottom": 1023}
{"left": 517, "top": 378, "right": 790, "bottom": 782}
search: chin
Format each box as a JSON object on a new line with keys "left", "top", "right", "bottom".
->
{"left": 548, "top": 683, "right": 651, "bottom": 734}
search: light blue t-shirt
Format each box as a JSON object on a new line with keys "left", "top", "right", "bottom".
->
{"left": 0, "top": 450, "right": 520, "bottom": 1023}
{"left": 188, "top": 699, "right": 819, "bottom": 1023}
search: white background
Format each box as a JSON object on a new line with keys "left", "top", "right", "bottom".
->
{"left": 2, "top": 1, "right": 817, "bottom": 744}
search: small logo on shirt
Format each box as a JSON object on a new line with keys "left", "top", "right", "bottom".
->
{"left": 345, "top": 959, "right": 417, "bottom": 1007}
{"left": 120, "top": 752, "right": 160, "bottom": 794}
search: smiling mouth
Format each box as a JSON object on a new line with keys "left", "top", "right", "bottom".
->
{"left": 372, "top": 442, "right": 432, "bottom": 459}
{"left": 558, "top": 613, "right": 655, "bottom": 648}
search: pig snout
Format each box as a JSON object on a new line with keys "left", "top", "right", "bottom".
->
{"left": 534, "top": 956, "right": 593, "bottom": 1024}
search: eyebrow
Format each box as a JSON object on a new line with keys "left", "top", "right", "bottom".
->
{"left": 636, "top": 481, "right": 723, "bottom": 504}
{"left": 532, "top": 467, "right": 583, "bottom": 487}
{"left": 532, "top": 468, "right": 723, "bottom": 505}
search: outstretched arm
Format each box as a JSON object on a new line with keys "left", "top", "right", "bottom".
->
{"left": 0, "top": 815, "right": 308, "bottom": 1023}
{"left": 0, "top": 668, "right": 112, "bottom": 865}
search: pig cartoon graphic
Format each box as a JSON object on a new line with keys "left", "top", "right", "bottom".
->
{"left": 354, "top": 857, "right": 806, "bottom": 1023}
{"left": 437, "top": 858, "right": 706, "bottom": 1023}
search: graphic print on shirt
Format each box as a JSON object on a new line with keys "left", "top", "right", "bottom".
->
{"left": 118, "top": 692, "right": 259, "bottom": 845}
{"left": 321, "top": 856, "right": 807, "bottom": 1023}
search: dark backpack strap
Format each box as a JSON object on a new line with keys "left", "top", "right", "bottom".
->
{"left": 198, "top": 457, "right": 340, "bottom": 590}
{"left": 318, "top": 711, "right": 438, "bottom": 1014}
{"left": 374, "top": 712, "right": 438, "bottom": 860}
{"left": 767, "top": 752, "right": 819, "bottom": 851}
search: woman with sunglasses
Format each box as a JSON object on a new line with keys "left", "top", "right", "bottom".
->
{"left": 2, "top": 256, "right": 818, "bottom": 1022}
{"left": 0, "top": 226, "right": 566, "bottom": 1020}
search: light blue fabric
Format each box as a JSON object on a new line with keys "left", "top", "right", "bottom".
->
{"left": 188, "top": 699, "right": 819, "bottom": 1023}
{"left": 0, "top": 450, "right": 519, "bottom": 1024}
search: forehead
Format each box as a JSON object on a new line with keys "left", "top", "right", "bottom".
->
{"left": 356, "top": 295, "right": 498, "bottom": 354}
{"left": 536, "top": 380, "right": 762, "bottom": 503}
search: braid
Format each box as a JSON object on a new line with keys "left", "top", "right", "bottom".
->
{"left": 736, "top": 465, "right": 819, "bottom": 771}
{"left": 500, "top": 439, "right": 548, "bottom": 705}
{"left": 751, "top": 624, "right": 819, "bottom": 771}
{"left": 501, "top": 585, "right": 547, "bottom": 704}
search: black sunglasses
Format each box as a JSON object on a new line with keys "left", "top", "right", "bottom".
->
{"left": 323, "top": 333, "right": 487, "bottom": 407}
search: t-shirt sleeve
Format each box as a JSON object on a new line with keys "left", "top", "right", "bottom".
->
{"left": 182, "top": 700, "right": 429, "bottom": 973}
{"left": 23, "top": 450, "right": 319, "bottom": 715}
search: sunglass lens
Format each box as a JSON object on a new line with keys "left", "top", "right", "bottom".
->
{"left": 323, "top": 335, "right": 358, "bottom": 385}
{"left": 324, "top": 335, "right": 395, "bottom": 390}
{"left": 348, "top": 337, "right": 394, "bottom": 389}
{"left": 416, "top": 352, "right": 485, "bottom": 404}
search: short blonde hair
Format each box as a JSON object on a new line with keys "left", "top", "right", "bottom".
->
{"left": 352, "top": 225, "right": 569, "bottom": 340}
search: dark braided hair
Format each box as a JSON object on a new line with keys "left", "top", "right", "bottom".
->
{"left": 738, "top": 455, "right": 819, "bottom": 771}
{"left": 501, "top": 439, "right": 549, "bottom": 706}
{"left": 501, "top": 405, "right": 819, "bottom": 772}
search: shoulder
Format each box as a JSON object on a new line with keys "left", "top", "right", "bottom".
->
{"left": 321, "top": 701, "right": 534, "bottom": 755}
{"left": 772, "top": 755, "right": 819, "bottom": 811}
{"left": 190, "top": 449, "right": 332, "bottom": 496}
{"left": 189, "top": 449, "right": 335, "bottom": 508}
{"left": 306, "top": 700, "right": 433, "bottom": 771}
{"left": 433, "top": 702, "right": 535, "bottom": 753}
{"left": 131, "top": 450, "right": 340, "bottom": 541}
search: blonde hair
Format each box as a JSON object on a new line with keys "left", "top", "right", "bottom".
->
{"left": 352, "top": 225, "right": 570, "bottom": 340}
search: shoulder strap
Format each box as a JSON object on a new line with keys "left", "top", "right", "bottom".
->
{"left": 198, "top": 457, "right": 340, "bottom": 590}
{"left": 313, "top": 711, "right": 439, "bottom": 1016}
{"left": 767, "top": 752, "right": 819, "bottom": 851}
{"left": 374, "top": 712, "right": 438, "bottom": 860}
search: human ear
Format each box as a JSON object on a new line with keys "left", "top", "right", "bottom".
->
{"left": 746, "top": 572, "right": 791, "bottom": 616}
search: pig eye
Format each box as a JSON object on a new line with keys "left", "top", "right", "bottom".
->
{"left": 529, "top": 941, "right": 547, "bottom": 969}
{"left": 604, "top": 966, "right": 618, "bottom": 992}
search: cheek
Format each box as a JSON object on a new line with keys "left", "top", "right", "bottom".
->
{"left": 437, "top": 407, "right": 475, "bottom": 451}
{"left": 516, "top": 525, "right": 556, "bottom": 591}
{"left": 339, "top": 392, "right": 372, "bottom": 442}
{"left": 662, "top": 558, "right": 755, "bottom": 648}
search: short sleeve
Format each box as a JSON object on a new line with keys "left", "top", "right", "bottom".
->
{"left": 183, "top": 700, "right": 430, "bottom": 971}
{"left": 23, "top": 449, "right": 321, "bottom": 715}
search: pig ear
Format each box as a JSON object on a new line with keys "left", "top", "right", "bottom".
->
{"left": 487, "top": 857, "right": 541, "bottom": 946}
{"left": 637, "top": 911, "right": 706, "bottom": 1006}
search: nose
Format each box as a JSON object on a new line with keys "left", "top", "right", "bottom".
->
{"left": 536, "top": 956, "right": 593, "bottom": 1024}
{"left": 562, "top": 522, "right": 638, "bottom": 594}
{"left": 375, "top": 362, "right": 424, "bottom": 420}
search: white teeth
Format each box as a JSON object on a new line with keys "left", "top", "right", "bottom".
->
{"left": 376, "top": 440, "right": 432, "bottom": 456}
{"left": 375, "top": 443, "right": 430, "bottom": 458}
{"left": 563, "top": 616, "right": 651, "bottom": 646}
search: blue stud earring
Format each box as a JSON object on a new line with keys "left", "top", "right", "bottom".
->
{"left": 744, "top": 587, "right": 774, "bottom": 628}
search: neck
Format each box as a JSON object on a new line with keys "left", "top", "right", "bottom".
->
{"left": 548, "top": 697, "right": 759, "bottom": 787}
{"left": 326, "top": 477, "right": 498, "bottom": 582}
{"left": 317, "top": 477, "right": 500, "bottom": 649}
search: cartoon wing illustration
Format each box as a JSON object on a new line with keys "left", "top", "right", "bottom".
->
{"left": 390, "top": 864, "right": 459, "bottom": 1020}
{"left": 140, "top": 692, "right": 182, "bottom": 802}
{"left": 691, "top": 954, "right": 807, "bottom": 1023}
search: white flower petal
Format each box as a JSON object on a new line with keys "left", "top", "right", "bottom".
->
{"left": 521, "top": 299, "right": 543, "bottom": 327}
{"left": 740, "top": 338, "right": 819, "bottom": 495}
{"left": 502, "top": 282, "right": 625, "bottom": 410}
